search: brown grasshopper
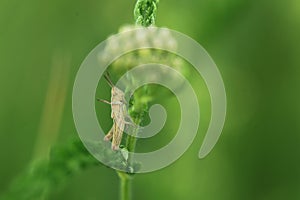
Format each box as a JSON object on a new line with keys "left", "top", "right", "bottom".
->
{"left": 97, "top": 73, "right": 132, "bottom": 151}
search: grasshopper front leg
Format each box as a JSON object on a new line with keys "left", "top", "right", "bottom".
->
{"left": 97, "top": 99, "right": 123, "bottom": 105}
{"left": 97, "top": 98, "right": 111, "bottom": 104}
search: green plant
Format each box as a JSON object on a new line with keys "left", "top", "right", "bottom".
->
{"left": 1, "top": 1, "right": 160, "bottom": 200}
{"left": 134, "top": 0, "right": 159, "bottom": 27}
{"left": 0, "top": 139, "right": 98, "bottom": 200}
{"left": 116, "top": 1, "right": 160, "bottom": 199}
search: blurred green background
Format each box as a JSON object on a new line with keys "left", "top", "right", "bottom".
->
{"left": 1, "top": 0, "right": 300, "bottom": 199}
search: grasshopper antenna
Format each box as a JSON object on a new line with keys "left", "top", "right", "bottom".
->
{"left": 104, "top": 72, "right": 114, "bottom": 87}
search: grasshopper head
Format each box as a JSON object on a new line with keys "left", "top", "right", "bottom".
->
{"left": 111, "top": 86, "right": 125, "bottom": 99}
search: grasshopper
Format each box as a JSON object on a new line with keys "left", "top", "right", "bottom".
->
{"left": 97, "top": 73, "right": 131, "bottom": 151}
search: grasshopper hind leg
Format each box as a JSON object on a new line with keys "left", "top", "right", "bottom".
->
{"left": 103, "top": 124, "right": 121, "bottom": 151}
{"left": 103, "top": 127, "right": 113, "bottom": 141}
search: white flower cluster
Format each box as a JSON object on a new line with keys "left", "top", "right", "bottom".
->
{"left": 99, "top": 24, "right": 190, "bottom": 80}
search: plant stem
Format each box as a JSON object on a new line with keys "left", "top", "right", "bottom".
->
{"left": 118, "top": 172, "right": 132, "bottom": 200}
{"left": 117, "top": 1, "right": 160, "bottom": 199}
{"left": 126, "top": 117, "right": 142, "bottom": 157}
{"left": 117, "top": 116, "right": 142, "bottom": 200}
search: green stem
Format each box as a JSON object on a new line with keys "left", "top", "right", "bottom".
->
{"left": 126, "top": 117, "right": 142, "bottom": 155}
{"left": 118, "top": 117, "right": 142, "bottom": 200}
{"left": 116, "top": 1, "right": 160, "bottom": 199}
{"left": 118, "top": 172, "right": 132, "bottom": 200}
